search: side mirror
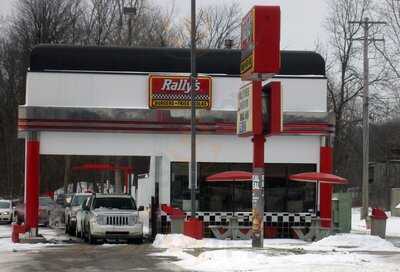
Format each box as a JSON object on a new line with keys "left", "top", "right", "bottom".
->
{"left": 138, "top": 206, "right": 144, "bottom": 212}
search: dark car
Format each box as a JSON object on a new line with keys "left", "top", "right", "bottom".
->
{"left": 14, "top": 197, "right": 60, "bottom": 226}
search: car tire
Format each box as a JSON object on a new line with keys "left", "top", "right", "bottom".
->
{"left": 75, "top": 226, "right": 80, "bottom": 238}
{"left": 128, "top": 237, "right": 143, "bottom": 244}
{"left": 65, "top": 220, "right": 70, "bottom": 234}
{"left": 87, "top": 226, "right": 97, "bottom": 245}
{"left": 16, "top": 215, "right": 23, "bottom": 225}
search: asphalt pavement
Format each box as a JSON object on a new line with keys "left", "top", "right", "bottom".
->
{"left": 0, "top": 242, "right": 187, "bottom": 272}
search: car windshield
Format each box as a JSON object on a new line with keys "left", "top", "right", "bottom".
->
{"left": 71, "top": 195, "right": 90, "bottom": 206}
{"left": 39, "top": 197, "right": 55, "bottom": 207}
{"left": 93, "top": 197, "right": 136, "bottom": 210}
{"left": 0, "top": 201, "right": 10, "bottom": 209}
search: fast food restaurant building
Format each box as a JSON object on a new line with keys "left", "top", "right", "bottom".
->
{"left": 19, "top": 45, "right": 332, "bottom": 237}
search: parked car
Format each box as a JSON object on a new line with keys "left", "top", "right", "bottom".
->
{"left": 65, "top": 193, "right": 91, "bottom": 235}
{"left": 80, "top": 194, "right": 144, "bottom": 244}
{"left": 0, "top": 199, "right": 13, "bottom": 224}
{"left": 14, "top": 196, "right": 61, "bottom": 226}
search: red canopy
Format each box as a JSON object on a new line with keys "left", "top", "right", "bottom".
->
{"left": 72, "top": 163, "right": 133, "bottom": 173}
{"left": 206, "top": 171, "right": 252, "bottom": 182}
{"left": 289, "top": 172, "right": 348, "bottom": 185}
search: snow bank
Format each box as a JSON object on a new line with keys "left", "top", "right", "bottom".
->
{"left": 153, "top": 234, "right": 204, "bottom": 248}
{"left": 0, "top": 237, "right": 64, "bottom": 252}
{"left": 168, "top": 249, "right": 399, "bottom": 272}
{"left": 309, "top": 233, "right": 399, "bottom": 252}
{"left": 152, "top": 234, "right": 306, "bottom": 249}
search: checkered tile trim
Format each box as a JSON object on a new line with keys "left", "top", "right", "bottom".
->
{"left": 152, "top": 94, "right": 210, "bottom": 100}
{"left": 160, "top": 211, "right": 313, "bottom": 224}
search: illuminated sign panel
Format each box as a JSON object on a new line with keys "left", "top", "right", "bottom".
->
{"left": 149, "top": 75, "right": 212, "bottom": 109}
{"left": 240, "top": 6, "right": 281, "bottom": 80}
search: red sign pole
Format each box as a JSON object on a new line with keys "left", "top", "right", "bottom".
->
{"left": 251, "top": 80, "right": 265, "bottom": 247}
{"left": 240, "top": 6, "right": 280, "bottom": 248}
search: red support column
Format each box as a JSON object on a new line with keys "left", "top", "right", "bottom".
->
{"left": 24, "top": 135, "right": 40, "bottom": 233}
{"left": 320, "top": 146, "right": 333, "bottom": 228}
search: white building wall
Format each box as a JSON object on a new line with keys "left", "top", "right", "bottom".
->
{"left": 27, "top": 71, "right": 326, "bottom": 206}
{"left": 26, "top": 72, "right": 327, "bottom": 112}
{"left": 39, "top": 131, "right": 321, "bottom": 205}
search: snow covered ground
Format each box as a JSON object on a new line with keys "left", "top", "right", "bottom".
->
{"left": 0, "top": 224, "right": 68, "bottom": 253}
{"left": 352, "top": 207, "right": 400, "bottom": 237}
{"left": 152, "top": 233, "right": 400, "bottom": 272}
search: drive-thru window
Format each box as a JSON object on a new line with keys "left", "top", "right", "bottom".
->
{"left": 18, "top": 45, "right": 332, "bottom": 238}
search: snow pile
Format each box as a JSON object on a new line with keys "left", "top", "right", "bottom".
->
{"left": 352, "top": 207, "right": 400, "bottom": 237}
{"left": 164, "top": 249, "right": 399, "bottom": 272}
{"left": 153, "top": 234, "right": 204, "bottom": 248}
{"left": 309, "top": 233, "right": 399, "bottom": 252}
{"left": 0, "top": 237, "right": 61, "bottom": 252}
{"left": 152, "top": 234, "right": 306, "bottom": 249}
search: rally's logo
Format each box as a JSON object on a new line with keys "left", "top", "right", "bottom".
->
{"left": 149, "top": 75, "right": 212, "bottom": 109}
{"left": 161, "top": 79, "right": 201, "bottom": 93}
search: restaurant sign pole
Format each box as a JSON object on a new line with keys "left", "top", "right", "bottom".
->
{"left": 238, "top": 6, "right": 281, "bottom": 248}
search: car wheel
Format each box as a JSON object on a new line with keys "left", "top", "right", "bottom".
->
{"left": 65, "top": 220, "right": 69, "bottom": 234}
{"left": 76, "top": 224, "right": 82, "bottom": 238}
{"left": 16, "top": 215, "right": 23, "bottom": 225}
{"left": 87, "top": 226, "right": 97, "bottom": 245}
{"left": 128, "top": 237, "right": 143, "bottom": 244}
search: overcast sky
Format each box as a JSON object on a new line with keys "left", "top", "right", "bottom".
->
{"left": 0, "top": 0, "right": 328, "bottom": 51}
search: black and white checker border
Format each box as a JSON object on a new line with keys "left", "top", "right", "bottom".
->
{"left": 152, "top": 94, "right": 210, "bottom": 100}
{"left": 160, "top": 211, "right": 313, "bottom": 225}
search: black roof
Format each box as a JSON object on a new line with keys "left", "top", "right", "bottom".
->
{"left": 30, "top": 45, "right": 325, "bottom": 76}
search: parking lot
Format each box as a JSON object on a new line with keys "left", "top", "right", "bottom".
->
{"left": 0, "top": 243, "right": 186, "bottom": 272}
{"left": 0, "top": 224, "right": 185, "bottom": 272}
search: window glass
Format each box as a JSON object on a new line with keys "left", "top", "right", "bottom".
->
{"left": 71, "top": 195, "right": 90, "bottom": 206}
{"left": 93, "top": 197, "right": 136, "bottom": 210}
{"left": 0, "top": 201, "right": 10, "bottom": 209}
{"left": 170, "top": 162, "right": 316, "bottom": 213}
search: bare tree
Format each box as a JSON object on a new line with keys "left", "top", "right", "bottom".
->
{"left": 179, "top": 1, "right": 241, "bottom": 49}
{"left": 323, "top": 0, "right": 384, "bottom": 178}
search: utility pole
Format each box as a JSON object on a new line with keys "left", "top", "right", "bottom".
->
{"left": 190, "top": 0, "right": 197, "bottom": 219}
{"left": 349, "top": 18, "right": 385, "bottom": 220}
{"left": 123, "top": 1, "right": 138, "bottom": 46}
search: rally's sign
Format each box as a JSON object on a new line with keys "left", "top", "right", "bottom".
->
{"left": 149, "top": 75, "right": 212, "bottom": 109}
{"left": 237, "top": 83, "right": 253, "bottom": 136}
{"left": 240, "top": 6, "right": 281, "bottom": 80}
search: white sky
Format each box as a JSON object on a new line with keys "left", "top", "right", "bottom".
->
{"left": 0, "top": 0, "right": 328, "bottom": 51}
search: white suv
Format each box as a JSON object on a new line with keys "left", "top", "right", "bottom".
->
{"left": 81, "top": 194, "right": 143, "bottom": 244}
{"left": 0, "top": 200, "right": 12, "bottom": 223}
{"left": 65, "top": 193, "right": 91, "bottom": 235}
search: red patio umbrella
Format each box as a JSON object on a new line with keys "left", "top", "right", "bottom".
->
{"left": 289, "top": 172, "right": 348, "bottom": 215}
{"left": 206, "top": 171, "right": 252, "bottom": 182}
{"left": 289, "top": 172, "right": 348, "bottom": 185}
{"left": 206, "top": 171, "right": 252, "bottom": 215}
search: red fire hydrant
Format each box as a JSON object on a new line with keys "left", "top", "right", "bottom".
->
{"left": 11, "top": 223, "right": 26, "bottom": 243}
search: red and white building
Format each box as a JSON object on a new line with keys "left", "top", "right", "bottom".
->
{"left": 19, "top": 45, "right": 333, "bottom": 237}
